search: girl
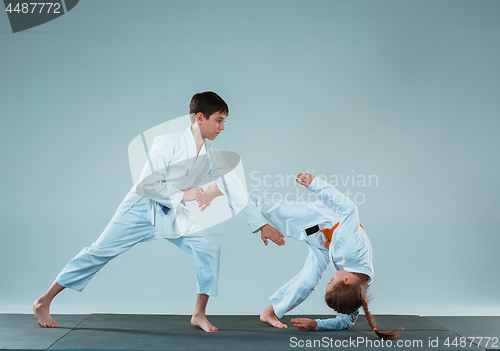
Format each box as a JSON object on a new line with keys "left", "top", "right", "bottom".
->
{"left": 201, "top": 172, "right": 403, "bottom": 339}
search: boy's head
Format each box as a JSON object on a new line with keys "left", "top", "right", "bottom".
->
{"left": 189, "top": 91, "right": 229, "bottom": 124}
{"left": 324, "top": 270, "right": 365, "bottom": 314}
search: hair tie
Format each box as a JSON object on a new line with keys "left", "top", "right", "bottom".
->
{"left": 373, "top": 328, "right": 378, "bottom": 332}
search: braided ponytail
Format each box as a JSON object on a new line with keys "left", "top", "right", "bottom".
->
{"left": 361, "top": 291, "right": 403, "bottom": 340}
{"left": 325, "top": 277, "right": 404, "bottom": 340}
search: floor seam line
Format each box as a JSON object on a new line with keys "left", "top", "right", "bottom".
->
{"left": 46, "top": 314, "right": 92, "bottom": 350}
{"left": 420, "top": 315, "right": 457, "bottom": 330}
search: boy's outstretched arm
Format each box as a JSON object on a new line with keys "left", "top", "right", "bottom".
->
{"left": 197, "top": 183, "right": 285, "bottom": 246}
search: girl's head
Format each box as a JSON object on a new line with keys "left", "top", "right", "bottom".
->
{"left": 325, "top": 270, "right": 403, "bottom": 340}
{"left": 325, "top": 270, "right": 364, "bottom": 315}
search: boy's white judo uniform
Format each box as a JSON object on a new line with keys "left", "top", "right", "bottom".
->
{"left": 56, "top": 127, "right": 267, "bottom": 296}
{"left": 250, "top": 176, "right": 373, "bottom": 330}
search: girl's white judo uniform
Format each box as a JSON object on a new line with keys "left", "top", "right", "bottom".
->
{"left": 250, "top": 176, "right": 373, "bottom": 330}
{"left": 56, "top": 127, "right": 267, "bottom": 296}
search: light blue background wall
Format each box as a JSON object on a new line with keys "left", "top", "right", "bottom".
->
{"left": 1, "top": 0, "right": 499, "bottom": 316}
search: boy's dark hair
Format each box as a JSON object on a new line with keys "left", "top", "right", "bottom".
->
{"left": 189, "top": 92, "right": 229, "bottom": 124}
{"left": 325, "top": 278, "right": 404, "bottom": 340}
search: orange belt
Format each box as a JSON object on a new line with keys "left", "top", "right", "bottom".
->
{"left": 320, "top": 222, "right": 364, "bottom": 249}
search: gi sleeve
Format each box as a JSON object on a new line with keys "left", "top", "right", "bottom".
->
{"left": 315, "top": 310, "right": 359, "bottom": 331}
{"left": 210, "top": 150, "right": 267, "bottom": 233}
{"left": 308, "top": 176, "right": 363, "bottom": 268}
{"left": 307, "top": 176, "right": 357, "bottom": 220}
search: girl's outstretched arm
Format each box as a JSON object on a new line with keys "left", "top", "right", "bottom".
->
{"left": 297, "top": 172, "right": 357, "bottom": 219}
{"left": 315, "top": 311, "right": 359, "bottom": 331}
{"left": 291, "top": 311, "right": 359, "bottom": 331}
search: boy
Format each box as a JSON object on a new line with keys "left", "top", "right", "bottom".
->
{"left": 33, "top": 92, "right": 285, "bottom": 332}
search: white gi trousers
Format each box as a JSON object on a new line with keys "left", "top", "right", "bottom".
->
{"left": 56, "top": 197, "right": 220, "bottom": 296}
{"left": 249, "top": 191, "right": 331, "bottom": 319}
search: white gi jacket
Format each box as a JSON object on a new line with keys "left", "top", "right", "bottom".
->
{"left": 307, "top": 176, "right": 374, "bottom": 284}
{"left": 250, "top": 177, "right": 373, "bottom": 331}
{"left": 307, "top": 177, "right": 374, "bottom": 330}
{"left": 117, "top": 127, "right": 267, "bottom": 239}
{"left": 256, "top": 176, "right": 373, "bottom": 283}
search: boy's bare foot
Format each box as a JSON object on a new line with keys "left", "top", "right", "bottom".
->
{"left": 191, "top": 314, "right": 219, "bottom": 332}
{"left": 33, "top": 298, "right": 58, "bottom": 328}
{"left": 260, "top": 304, "right": 287, "bottom": 328}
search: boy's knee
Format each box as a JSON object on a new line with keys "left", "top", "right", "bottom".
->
{"left": 211, "top": 240, "right": 221, "bottom": 255}
{"left": 87, "top": 244, "right": 121, "bottom": 259}
{"left": 203, "top": 238, "right": 221, "bottom": 257}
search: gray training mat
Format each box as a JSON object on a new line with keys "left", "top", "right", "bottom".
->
{"left": 1, "top": 314, "right": 498, "bottom": 351}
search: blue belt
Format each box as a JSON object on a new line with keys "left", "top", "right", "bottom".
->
{"left": 162, "top": 201, "right": 186, "bottom": 215}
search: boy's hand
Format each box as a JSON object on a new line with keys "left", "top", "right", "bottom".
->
{"left": 260, "top": 224, "right": 285, "bottom": 246}
{"left": 182, "top": 187, "right": 204, "bottom": 202}
{"left": 291, "top": 318, "right": 318, "bottom": 331}
{"left": 296, "top": 173, "right": 315, "bottom": 188}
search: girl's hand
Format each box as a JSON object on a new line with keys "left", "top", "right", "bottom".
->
{"left": 197, "top": 183, "right": 224, "bottom": 212}
{"left": 291, "top": 318, "right": 318, "bottom": 331}
{"left": 296, "top": 173, "right": 315, "bottom": 188}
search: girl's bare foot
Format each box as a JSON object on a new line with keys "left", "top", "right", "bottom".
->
{"left": 33, "top": 298, "right": 58, "bottom": 328}
{"left": 260, "top": 304, "right": 287, "bottom": 328}
{"left": 191, "top": 313, "right": 219, "bottom": 332}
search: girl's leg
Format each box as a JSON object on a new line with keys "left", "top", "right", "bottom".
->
{"left": 260, "top": 304, "right": 288, "bottom": 328}
{"left": 33, "top": 281, "right": 65, "bottom": 328}
{"left": 261, "top": 242, "right": 330, "bottom": 327}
